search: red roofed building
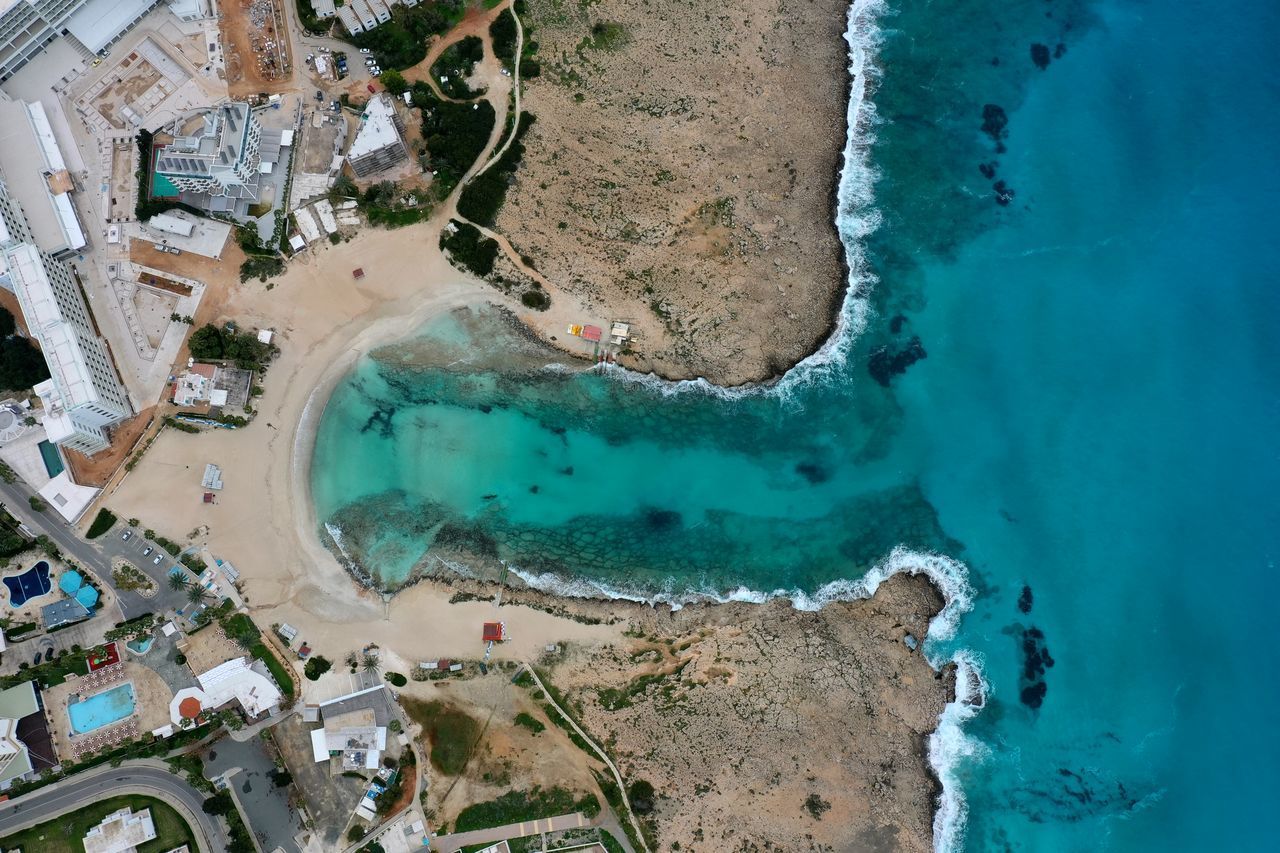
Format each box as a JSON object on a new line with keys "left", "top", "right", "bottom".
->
{"left": 482, "top": 622, "right": 505, "bottom": 642}
{"left": 580, "top": 325, "right": 602, "bottom": 342}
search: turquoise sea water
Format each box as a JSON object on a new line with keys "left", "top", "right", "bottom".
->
{"left": 313, "top": 0, "right": 1279, "bottom": 848}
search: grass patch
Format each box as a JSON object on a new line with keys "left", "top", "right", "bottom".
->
{"left": 588, "top": 21, "right": 629, "bottom": 52}
{"left": 251, "top": 642, "right": 295, "bottom": 697}
{"left": 0, "top": 794, "right": 197, "bottom": 853}
{"left": 440, "top": 220, "right": 499, "bottom": 277}
{"left": 455, "top": 786, "right": 600, "bottom": 833}
{"left": 86, "top": 508, "right": 117, "bottom": 539}
{"left": 402, "top": 698, "right": 481, "bottom": 776}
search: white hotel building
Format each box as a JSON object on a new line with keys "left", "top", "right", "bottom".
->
{"left": 0, "top": 183, "right": 131, "bottom": 455}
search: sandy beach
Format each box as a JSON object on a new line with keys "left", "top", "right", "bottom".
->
{"left": 102, "top": 218, "right": 624, "bottom": 663}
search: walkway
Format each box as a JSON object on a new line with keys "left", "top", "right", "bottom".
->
{"left": 519, "top": 665, "right": 648, "bottom": 853}
{"left": 427, "top": 811, "right": 591, "bottom": 853}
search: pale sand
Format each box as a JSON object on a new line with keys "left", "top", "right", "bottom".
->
{"left": 103, "top": 218, "right": 622, "bottom": 667}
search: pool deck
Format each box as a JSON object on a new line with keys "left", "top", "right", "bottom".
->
{"left": 42, "top": 661, "right": 175, "bottom": 761}
{"left": 1, "top": 557, "right": 74, "bottom": 624}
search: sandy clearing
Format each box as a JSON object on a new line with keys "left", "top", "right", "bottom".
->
{"left": 103, "top": 218, "right": 622, "bottom": 666}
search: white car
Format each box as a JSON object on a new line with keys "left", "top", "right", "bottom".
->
{"left": 152, "top": 555, "right": 163, "bottom": 565}
{"left": 365, "top": 58, "right": 375, "bottom": 66}
{"left": 360, "top": 48, "right": 371, "bottom": 54}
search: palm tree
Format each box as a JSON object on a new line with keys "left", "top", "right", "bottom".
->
{"left": 185, "top": 585, "right": 210, "bottom": 608}
{"left": 168, "top": 573, "right": 190, "bottom": 592}
{"left": 361, "top": 653, "right": 380, "bottom": 674}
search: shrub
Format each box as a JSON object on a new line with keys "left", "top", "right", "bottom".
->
{"left": 457, "top": 114, "right": 536, "bottom": 226}
{"left": 490, "top": 9, "right": 517, "bottom": 68}
{"left": 431, "top": 36, "right": 486, "bottom": 99}
{"left": 86, "top": 508, "right": 118, "bottom": 539}
{"left": 385, "top": 671, "right": 407, "bottom": 687}
{"left": 239, "top": 256, "right": 284, "bottom": 283}
{"left": 514, "top": 712, "right": 545, "bottom": 734}
{"left": 27, "top": 496, "right": 45, "bottom": 513}
{"left": 628, "top": 780, "right": 655, "bottom": 815}
{"left": 521, "top": 289, "right": 550, "bottom": 310}
{"left": 416, "top": 86, "right": 495, "bottom": 191}
{"left": 304, "top": 656, "right": 332, "bottom": 681}
{"left": 439, "top": 221, "right": 499, "bottom": 278}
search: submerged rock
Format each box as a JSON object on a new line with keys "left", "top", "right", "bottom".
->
{"left": 1031, "top": 43, "right": 1051, "bottom": 70}
{"left": 868, "top": 337, "right": 928, "bottom": 387}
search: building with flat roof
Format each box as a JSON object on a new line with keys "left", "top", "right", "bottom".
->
{"left": 4, "top": 237, "right": 130, "bottom": 454}
{"left": 307, "top": 683, "right": 393, "bottom": 772}
{"left": 310, "top": 0, "right": 335, "bottom": 18}
{"left": 346, "top": 94, "right": 408, "bottom": 177}
{"left": 155, "top": 104, "right": 264, "bottom": 207}
{"left": 0, "top": 99, "right": 86, "bottom": 261}
{"left": 0, "top": 0, "right": 161, "bottom": 82}
{"left": 40, "top": 596, "right": 90, "bottom": 629}
{"left": 82, "top": 806, "right": 157, "bottom": 853}
{"left": 0, "top": 680, "right": 55, "bottom": 789}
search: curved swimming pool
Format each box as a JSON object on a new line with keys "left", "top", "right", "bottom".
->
{"left": 67, "top": 683, "right": 136, "bottom": 734}
{"left": 3, "top": 561, "right": 51, "bottom": 607}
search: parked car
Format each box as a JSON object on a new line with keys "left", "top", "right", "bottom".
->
{"left": 32, "top": 653, "right": 40, "bottom": 666}
{"left": 43, "top": 648, "right": 53, "bottom": 662}
{"left": 359, "top": 48, "right": 371, "bottom": 54}
{"left": 315, "top": 89, "right": 323, "bottom": 101}
{"left": 121, "top": 530, "right": 132, "bottom": 541}
{"left": 364, "top": 58, "right": 375, "bottom": 66}
{"left": 152, "top": 555, "right": 163, "bottom": 565}
{"left": 367, "top": 84, "right": 376, "bottom": 94}
{"left": 142, "top": 546, "right": 153, "bottom": 556}
{"left": 319, "top": 46, "right": 330, "bottom": 53}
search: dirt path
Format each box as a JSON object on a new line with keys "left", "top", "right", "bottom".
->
{"left": 402, "top": 2, "right": 511, "bottom": 101}
{"left": 477, "top": 3, "right": 525, "bottom": 175}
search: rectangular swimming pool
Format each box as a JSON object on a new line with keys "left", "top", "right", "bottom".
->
{"left": 67, "top": 683, "right": 136, "bottom": 734}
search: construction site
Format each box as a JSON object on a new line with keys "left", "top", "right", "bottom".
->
{"left": 219, "top": 0, "right": 292, "bottom": 97}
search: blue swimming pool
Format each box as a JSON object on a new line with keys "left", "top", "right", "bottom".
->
{"left": 67, "top": 683, "right": 136, "bottom": 734}
{"left": 37, "top": 440, "right": 64, "bottom": 478}
{"left": 4, "top": 561, "right": 51, "bottom": 607}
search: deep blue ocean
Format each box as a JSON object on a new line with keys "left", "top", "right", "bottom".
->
{"left": 313, "top": 0, "right": 1280, "bottom": 848}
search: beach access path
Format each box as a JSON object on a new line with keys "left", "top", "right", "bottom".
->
{"left": 425, "top": 811, "right": 595, "bottom": 853}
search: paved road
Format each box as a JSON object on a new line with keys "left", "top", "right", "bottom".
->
{"left": 0, "top": 761, "right": 227, "bottom": 850}
{"left": 427, "top": 811, "right": 592, "bottom": 852}
{"left": 0, "top": 479, "right": 190, "bottom": 620}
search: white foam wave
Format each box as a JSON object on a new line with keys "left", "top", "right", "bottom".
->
{"left": 507, "top": 543, "right": 982, "bottom": 853}
{"left": 930, "top": 650, "right": 989, "bottom": 853}
{"left": 591, "top": 0, "right": 886, "bottom": 402}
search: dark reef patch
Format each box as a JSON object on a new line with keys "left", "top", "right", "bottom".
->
{"left": 1013, "top": 584, "right": 1034, "bottom": 612}
{"left": 1019, "top": 625, "right": 1055, "bottom": 709}
{"left": 994, "top": 180, "right": 1016, "bottom": 206}
{"left": 795, "top": 461, "right": 831, "bottom": 485}
{"left": 361, "top": 407, "right": 396, "bottom": 438}
{"left": 981, "top": 103, "right": 1009, "bottom": 153}
{"left": 979, "top": 161, "right": 998, "bottom": 179}
{"left": 1031, "top": 43, "right": 1051, "bottom": 69}
{"left": 642, "top": 508, "right": 682, "bottom": 531}
{"left": 869, "top": 337, "right": 928, "bottom": 387}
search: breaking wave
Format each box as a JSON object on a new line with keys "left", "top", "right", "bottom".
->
{"left": 592, "top": 0, "right": 885, "bottom": 401}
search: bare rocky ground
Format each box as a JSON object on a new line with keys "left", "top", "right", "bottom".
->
{"left": 499, "top": 0, "right": 851, "bottom": 385}
{"left": 424, "top": 571, "right": 953, "bottom": 852}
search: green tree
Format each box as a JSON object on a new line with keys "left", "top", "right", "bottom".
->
{"left": 380, "top": 69, "right": 408, "bottom": 96}
{"left": 185, "top": 585, "right": 210, "bottom": 608}
{"left": 168, "top": 573, "right": 190, "bottom": 592}
{"left": 187, "top": 325, "right": 224, "bottom": 359}
{"left": 0, "top": 335, "right": 50, "bottom": 392}
{"left": 0, "top": 307, "right": 15, "bottom": 337}
{"left": 28, "top": 496, "right": 45, "bottom": 512}
{"left": 361, "top": 653, "right": 380, "bottom": 674}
